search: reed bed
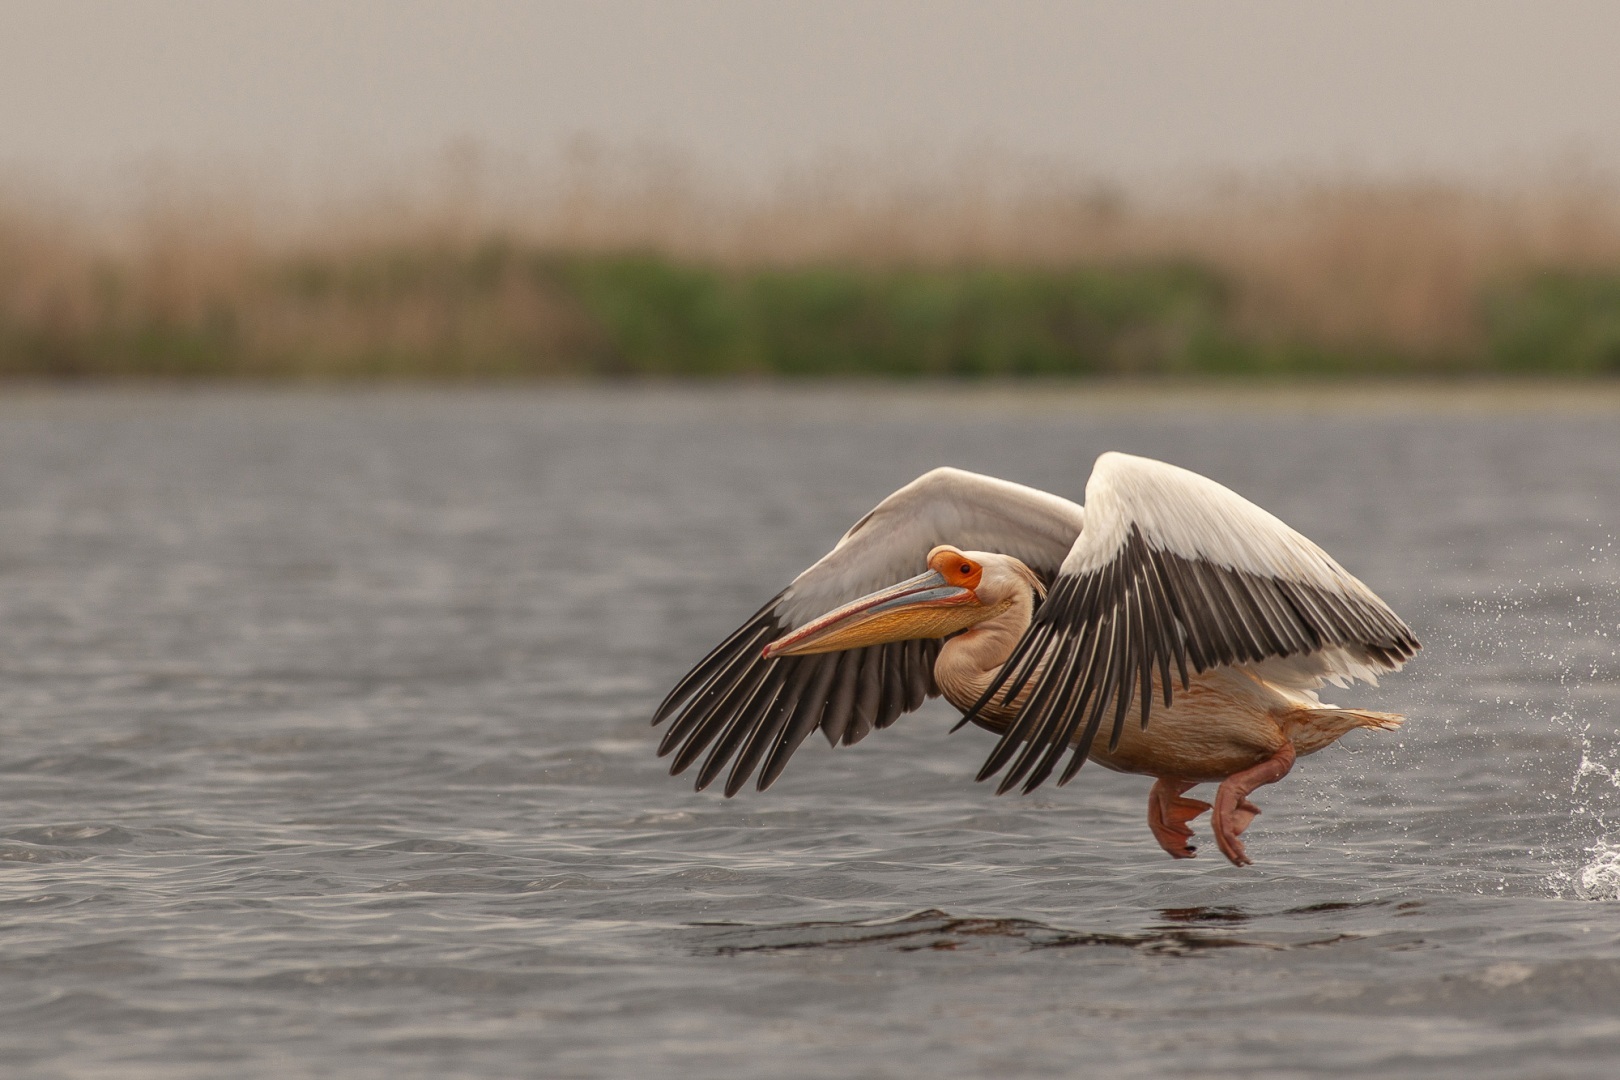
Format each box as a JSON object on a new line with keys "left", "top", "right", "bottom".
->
{"left": 3, "top": 164, "right": 1620, "bottom": 378}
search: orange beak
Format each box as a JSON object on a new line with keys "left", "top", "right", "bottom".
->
{"left": 762, "top": 569, "right": 982, "bottom": 658}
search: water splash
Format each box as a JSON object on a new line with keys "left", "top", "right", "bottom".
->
{"left": 1424, "top": 538, "right": 1620, "bottom": 897}
{"left": 1515, "top": 539, "right": 1620, "bottom": 898}
{"left": 1574, "top": 728, "right": 1620, "bottom": 793}
{"left": 1553, "top": 723, "right": 1620, "bottom": 899}
{"left": 1566, "top": 841, "right": 1620, "bottom": 900}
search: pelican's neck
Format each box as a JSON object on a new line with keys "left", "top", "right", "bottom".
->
{"left": 934, "top": 587, "right": 1037, "bottom": 723}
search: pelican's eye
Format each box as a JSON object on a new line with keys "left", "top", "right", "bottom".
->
{"left": 930, "top": 551, "right": 983, "bottom": 590}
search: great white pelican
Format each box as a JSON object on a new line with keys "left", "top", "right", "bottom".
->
{"left": 652, "top": 453, "right": 1419, "bottom": 866}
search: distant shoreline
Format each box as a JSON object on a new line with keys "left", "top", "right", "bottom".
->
{"left": 1, "top": 379, "right": 1618, "bottom": 415}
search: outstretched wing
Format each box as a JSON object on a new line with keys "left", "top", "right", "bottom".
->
{"left": 654, "top": 467, "right": 1086, "bottom": 796}
{"left": 969, "top": 452, "right": 1419, "bottom": 795}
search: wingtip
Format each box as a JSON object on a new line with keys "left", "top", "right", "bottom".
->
{"left": 656, "top": 726, "right": 685, "bottom": 758}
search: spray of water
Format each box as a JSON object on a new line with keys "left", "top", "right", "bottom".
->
{"left": 1558, "top": 716, "right": 1620, "bottom": 899}
{"left": 1532, "top": 539, "right": 1620, "bottom": 899}
{"left": 1406, "top": 536, "right": 1619, "bottom": 898}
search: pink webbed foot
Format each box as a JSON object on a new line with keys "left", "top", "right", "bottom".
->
{"left": 1147, "top": 778, "right": 1212, "bottom": 859}
{"left": 1212, "top": 742, "right": 1297, "bottom": 867}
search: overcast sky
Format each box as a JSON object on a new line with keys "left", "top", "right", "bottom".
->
{"left": 5, "top": 0, "right": 1620, "bottom": 191}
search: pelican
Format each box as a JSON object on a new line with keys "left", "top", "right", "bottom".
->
{"left": 652, "top": 453, "right": 1418, "bottom": 866}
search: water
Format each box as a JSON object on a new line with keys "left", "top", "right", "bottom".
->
{"left": 0, "top": 386, "right": 1616, "bottom": 1078}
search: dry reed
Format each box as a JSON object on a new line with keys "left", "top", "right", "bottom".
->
{"left": 4, "top": 157, "right": 1620, "bottom": 377}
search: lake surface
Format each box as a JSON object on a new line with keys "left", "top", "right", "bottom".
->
{"left": 0, "top": 386, "right": 1617, "bottom": 1078}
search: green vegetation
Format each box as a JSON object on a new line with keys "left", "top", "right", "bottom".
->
{"left": 3, "top": 241, "right": 1620, "bottom": 379}
{"left": 1484, "top": 272, "right": 1620, "bottom": 375}
{"left": 561, "top": 257, "right": 1230, "bottom": 377}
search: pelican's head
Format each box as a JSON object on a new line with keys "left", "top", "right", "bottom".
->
{"left": 762, "top": 547, "right": 1042, "bottom": 659}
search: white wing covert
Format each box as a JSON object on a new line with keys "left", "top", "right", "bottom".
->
{"left": 970, "top": 452, "right": 1419, "bottom": 794}
{"left": 653, "top": 467, "right": 1086, "bottom": 796}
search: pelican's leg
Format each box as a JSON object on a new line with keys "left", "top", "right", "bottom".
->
{"left": 1211, "top": 742, "right": 1297, "bottom": 867}
{"left": 1147, "top": 778, "right": 1211, "bottom": 859}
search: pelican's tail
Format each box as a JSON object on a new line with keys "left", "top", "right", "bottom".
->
{"left": 1280, "top": 705, "right": 1404, "bottom": 756}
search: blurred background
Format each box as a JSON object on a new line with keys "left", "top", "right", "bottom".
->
{"left": 4, "top": 0, "right": 1620, "bottom": 379}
